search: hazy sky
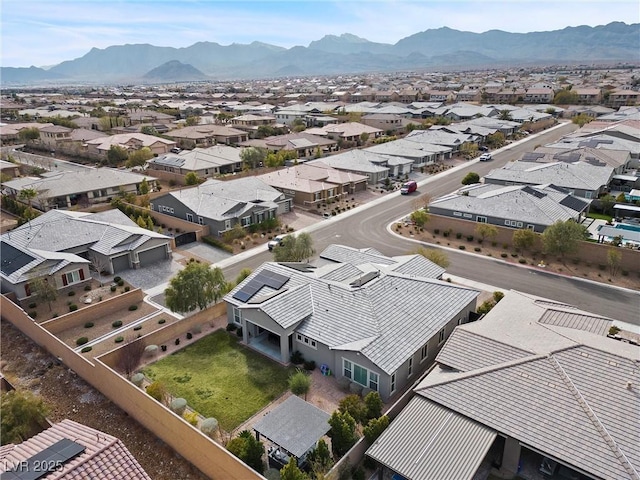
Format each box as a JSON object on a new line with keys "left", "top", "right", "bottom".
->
{"left": 1, "top": 0, "right": 638, "bottom": 68}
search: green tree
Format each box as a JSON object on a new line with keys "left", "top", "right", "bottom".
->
{"left": 307, "top": 439, "right": 332, "bottom": 475}
{"left": 106, "top": 145, "right": 129, "bottom": 166}
{"left": 1, "top": 390, "right": 49, "bottom": 445}
{"left": 328, "top": 410, "right": 358, "bottom": 457}
{"left": 572, "top": 113, "right": 595, "bottom": 127}
{"left": 616, "top": 192, "right": 627, "bottom": 203}
{"left": 226, "top": 430, "right": 265, "bottom": 474}
{"left": 485, "top": 132, "right": 505, "bottom": 148}
{"left": 29, "top": 276, "right": 57, "bottom": 311}
{"left": 139, "top": 177, "right": 150, "bottom": 195}
{"left": 498, "top": 109, "right": 513, "bottom": 121}
{"left": 359, "top": 132, "right": 370, "bottom": 145}
{"left": 185, "top": 172, "right": 201, "bottom": 185}
{"left": 18, "top": 188, "right": 38, "bottom": 210}
{"left": 542, "top": 220, "right": 589, "bottom": 258}
{"left": 126, "top": 147, "right": 154, "bottom": 168}
{"left": 165, "top": 262, "right": 227, "bottom": 313}
{"left": 554, "top": 89, "right": 579, "bottom": 105}
{"left": 460, "top": 142, "right": 479, "bottom": 159}
{"left": 338, "top": 394, "right": 366, "bottom": 425}
{"left": 136, "top": 215, "right": 147, "bottom": 228}
{"left": 475, "top": 223, "right": 498, "bottom": 242}
{"left": 512, "top": 228, "right": 538, "bottom": 253}
{"left": 363, "top": 415, "right": 390, "bottom": 443}
{"left": 146, "top": 216, "right": 155, "bottom": 231}
{"left": 289, "top": 368, "right": 311, "bottom": 400}
{"left": 599, "top": 194, "right": 615, "bottom": 216}
{"left": 607, "top": 248, "right": 622, "bottom": 277}
{"left": 413, "top": 246, "right": 450, "bottom": 268}
{"left": 240, "top": 147, "right": 267, "bottom": 170}
{"left": 272, "top": 232, "right": 315, "bottom": 262}
{"left": 185, "top": 116, "right": 200, "bottom": 126}
{"left": 291, "top": 118, "right": 306, "bottom": 133}
{"left": 140, "top": 125, "right": 160, "bottom": 136}
{"left": 364, "top": 391, "right": 383, "bottom": 421}
{"left": 18, "top": 127, "right": 40, "bottom": 143}
{"left": 280, "top": 457, "right": 308, "bottom": 480}
{"left": 234, "top": 268, "right": 252, "bottom": 286}
{"left": 461, "top": 172, "right": 480, "bottom": 185}
{"left": 410, "top": 209, "right": 429, "bottom": 228}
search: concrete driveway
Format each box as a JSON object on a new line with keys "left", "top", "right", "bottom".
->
{"left": 176, "top": 242, "right": 233, "bottom": 264}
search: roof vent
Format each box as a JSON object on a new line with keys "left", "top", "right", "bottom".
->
{"left": 627, "top": 381, "right": 633, "bottom": 390}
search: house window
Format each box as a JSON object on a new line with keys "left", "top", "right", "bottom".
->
{"left": 438, "top": 327, "right": 446, "bottom": 345}
{"left": 420, "top": 343, "right": 429, "bottom": 362}
{"left": 295, "top": 333, "right": 317, "bottom": 349}
{"left": 186, "top": 213, "right": 194, "bottom": 222}
{"left": 198, "top": 217, "right": 204, "bottom": 225}
{"left": 584, "top": 191, "right": 592, "bottom": 199}
{"left": 369, "top": 371, "right": 379, "bottom": 391}
{"left": 516, "top": 222, "right": 523, "bottom": 228}
{"left": 343, "top": 359, "right": 352, "bottom": 379}
{"left": 453, "top": 211, "right": 462, "bottom": 217}
{"left": 241, "top": 216, "right": 251, "bottom": 227}
{"left": 343, "top": 359, "right": 378, "bottom": 391}
{"left": 24, "top": 283, "right": 32, "bottom": 297}
{"left": 408, "top": 357, "right": 413, "bottom": 377}
{"left": 390, "top": 372, "right": 396, "bottom": 394}
{"left": 476, "top": 216, "right": 487, "bottom": 223}
{"left": 62, "top": 269, "right": 84, "bottom": 286}
{"left": 527, "top": 224, "right": 535, "bottom": 230}
{"left": 233, "top": 307, "right": 242, "bottom": 325}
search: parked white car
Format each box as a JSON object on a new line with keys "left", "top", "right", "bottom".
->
{"left": 268, "top": 234, "right": 287, "bottom": 250}
{"left": 479, "top": 153, "right": 492, "bottom": 161}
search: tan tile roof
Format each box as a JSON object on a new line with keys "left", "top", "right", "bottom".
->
{"left": 0, "top": 419, "right": 152, "bottom": 479}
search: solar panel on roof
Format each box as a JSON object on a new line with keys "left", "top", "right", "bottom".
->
{"left": 349, "top": 271, "right": 379, "bottom": 288}
{"left": 0, "top": 242, "right": 35, "bottom": 276}
{"left": 521, "top": 152, "right": 545, "bottom": 162}
{"left": 261, "top": 270, "right": 289, "bottom": 289}
{"left": 1, "top": 438, "right": 85, "bottom": 480}
{"left": 522, "top": 186, "right": 546, "bottom": 199}
{"left": 232, "top": 270, "right": 289, "bottom": 302}
{"left": 559, "top": 196, "right": 588, "bottom": 212}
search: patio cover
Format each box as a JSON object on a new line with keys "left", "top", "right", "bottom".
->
{"left": 366, "top": 397, "right": 496, "bottom": 480}
{"left": 253, "top": 395, "right": 330, "bottom": 458}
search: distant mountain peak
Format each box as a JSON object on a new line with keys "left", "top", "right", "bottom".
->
{"left": 142, "top": 60, "right": 208, "bottom": 82}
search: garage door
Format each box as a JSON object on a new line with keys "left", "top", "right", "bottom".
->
{"left": 138, "top": 246, "right": 168, "bottom": 267}
{"left": 111, "top": 254, "right": 130, "bottom": 273}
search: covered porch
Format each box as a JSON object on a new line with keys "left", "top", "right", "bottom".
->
{"left": 244, "top": 321, "right": 292, "bottom": 364}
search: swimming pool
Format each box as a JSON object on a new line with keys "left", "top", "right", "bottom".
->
{"left": 615, "top": 223, "right": 640, "bottom": 233}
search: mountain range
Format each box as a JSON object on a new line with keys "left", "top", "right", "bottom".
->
{"left": 2, "top": 22, "right": 639, "bottom": 85}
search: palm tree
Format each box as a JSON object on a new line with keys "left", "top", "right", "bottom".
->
{"left": 18, "top": 188, "right": 38, "bottom": 210}
{"left": 498, "top": 109, "right": 513, "bottom": 121}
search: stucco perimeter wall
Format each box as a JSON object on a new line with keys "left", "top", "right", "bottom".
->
{"left": 1, "top": 296, "right": 264, "bottom": 480}
{"left": 99, "top": 302, "right": 227, "bottom": 369}
{"left": 123, "top": 202, "right": 210, "bottom": 241}
{"left": 41, "top": 289, "right": 145, "bottom": 335}
{"left": 424, "top": 214, "right": 640, "bottom": 272}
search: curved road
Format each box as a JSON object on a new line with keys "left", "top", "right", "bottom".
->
{"left": 222, "top": 123, "right": 639, "bottom": 323}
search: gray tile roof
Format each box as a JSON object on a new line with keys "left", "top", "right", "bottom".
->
{"left": 319, "top": 244, "right": 396, "bottom": 266}
{"left": 366, "top": 397, "right": 496, "bottom": 480}
{"left": 429, "top": 183, "right": 589, "bottom": 226}
{"left": 225, "top": 247, "right": 478, "bottom": 374}
{"left": 309, "top": 150, "right": 394, "bottom": 174}
{"left": 411, "top": 291, "right": 640, "bottom": 480}
{"left": 149, "top": 145, "right": 242, "bottom": 171}
{"left": 484, "top": 161, "right": 614, "bottom": 192}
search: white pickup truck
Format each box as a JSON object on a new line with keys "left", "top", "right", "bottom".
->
{"left": 267, "top": 234, "right": 287, "bottom": 250}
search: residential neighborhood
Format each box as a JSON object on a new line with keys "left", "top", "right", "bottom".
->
{"left": 1, "top": 14, "right": 640, "bottom": 480}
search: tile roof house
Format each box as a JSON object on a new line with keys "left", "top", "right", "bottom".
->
{"left": 146, "top": 145, "right": 243, "bottom": 179}
{"left": 257, "top": 164, "right": 368, "bottom": 207}
{"left": 84, "top": 133, "right": 176, "bottom": 157}
{"left": 164, "top": 125, "right": 249, "bottom": 148}
{"left": 304, "top": 122, "right": 383, "bottom": 142}
{"left": 241, "top": 132, "right": 338, "bottom": 159}
{"left": 224, "top": 245, "right": 479, "bottom": 401}
{"left": 429, "top": 183, "right": 590, "bottom": 233}
{"left": 1, "top": 210, "right": 171, "bottom": 299}
{"left": 150, "top": 177, "right": 292, "bottom": 237}
{"left": 308, "top": 150, "right": 412, "bottom": 184}
{"left": 0, "top": 419, "right": 151, "bottom": 479}
{"left": 366, "top": 290, "right": 638, "bottom": 480}
{"left": 483, "top": 160, "right": 615, "bottom": 200}
{"left": 2, "top": 168, "right": 157, "bottom": 211}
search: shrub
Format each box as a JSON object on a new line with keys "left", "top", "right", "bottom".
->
{"left": 352, "top": 466, "right": 366, "bottom": 480}
{"left": 69, "top": 304, "right": 78, "bottom": 312}
{"left": 175, "top": 338, "right": 181, "bottom": 345}
{"left": 226, "top": 323, "right": 237, "bottom": 331}
{"left": 84, "top": 322, "right": 94, "bottom": 328}
{"left": 124, "top": 286, "right": 130, "bottom": 292}
{"left": 433, "top": 228, "right": 440, "bottom": 234}
{"left": 608, "top": 325, "right": 621, "bottom": 336}
{"left": 458, "top": 245, "right": 466, "bottom": 250}
{"left": 112, "top": 320, "right": 123, "bottom": 328}
{"left": 133, "top": 325, "right": 142, "bottom": 331}
{"left": 115, "top": 336, "right": 124, "bottom": 343}
{"left": 28, "top": 311, "right": 37, "bottom": 318}
{"left": 455, "top": 232, "right": 462, "bottom": 239}
{"left": 28, "top": 302, "right": 37, "bottom": 309}
{"left": 158, "top": 318, "right": 166, "bottom": 324}
{"left": 501, "top": 253, "right": 508, "bottom": 258}
{"left": 68, "top": 291, "right": 75, "bottom": 297}
{"left": 146, "top": 381, "right": 167, "bottom": 403}
{"left": 84, "top": 285, "right": 92, "bottom": 291}
{"left": 474, "top": 247, "right": 481, "bottom": 252}
{"left": 81, "top": 346, "right": 92, "bottom": 353}
{"left": 114, "top": 276, "right": 122, "bottom": 282}
{"left": 202, "top": 236, "right": 234, "bottom": 254}
{"left": 186, "top": 332, "right": 193, "bottom": 340}
{"left": 117, "top": 280, "right": 125, "bottom": 287}
{"left": 110, "top": 285, "right": 117, "bottom": 292}
{"left": 519, "top": 258, "right": 527, "bottom": 264}
{"left": 466, "top": 235, "right": 474, "bottom": 242}
{"left": 443, "top": 230, "right": 449, "bottom": 237}
{"left": 511, "top": 253, "right": 518, "bottom": 258}
{"left": 183, "top": 411, "right": 199, "bottom": 426}
{"left": 290, "top": 350, "right": 304, "bottom": 365}
{"left": 128, "top": 305, "right": 138, "bottom": 311}
{"left": 303, "top": 360, "right": 316, "bottom": 371}
{"left": 76, "top": 337, "right": 89, "bottom": 346}
{"left": 502, "top": 243, "right": 509, "bottom": 249}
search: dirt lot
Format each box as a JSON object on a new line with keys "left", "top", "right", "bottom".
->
{"left": 396, "top": 224, "right": 640, "bottom": 291}
{"left": 0, "top": 319, "right": 209, "bottom": 480}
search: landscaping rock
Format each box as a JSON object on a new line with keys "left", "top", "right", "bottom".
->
{"left": 349, "top": 382, "right": 363, "bottom": 395}
{"left": 144, "top": 345, "right": 158, "bottom": 357}
{"left": 131, "top": 373, "right": 145, "bottom": 387}
{"left": 200, "top": 417, "right": 219, "bottom": 438}
{"left": 170, "top": 398, "right": 187, "bottom": 416}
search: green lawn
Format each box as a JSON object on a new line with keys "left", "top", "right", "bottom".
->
{"left": 143, "top": 330, "right": 293, "bottom": 431}
{"left": 587, "top": 212, "right": 613, "bottom": 222}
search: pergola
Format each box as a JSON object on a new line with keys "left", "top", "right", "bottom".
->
{"left": 253, "top": 395, "right": 330, "bottom": 467}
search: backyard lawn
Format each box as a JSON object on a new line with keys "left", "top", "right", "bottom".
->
{"left": 142, "top": 330, "right": 293, "bottom": 432}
